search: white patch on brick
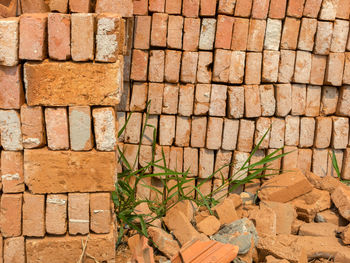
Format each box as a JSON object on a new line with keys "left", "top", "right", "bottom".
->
{"left": 1, "top": 173, "right": 20, "bottom": 181}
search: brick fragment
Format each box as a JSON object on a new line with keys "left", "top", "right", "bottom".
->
{"left": 231, "top": 18, "right": 249, "bottom": 51}
{"left": 93, "top": 107, "right": 117, "bottom": 151}
{"left": 268, "top": 0, "right": 287, "bottom": 19}
{"left": 291, "top": 84, "right": 306, "bottom": 115}
{"left": 280, "top": 17, "right": 300, "bottom": 50}
{"left": 191, "top": 116, "right": 207, "bottom": 148}
{"left": 278, "top": 50, "right": 296, "bottom": 83}
{"left": 199, "top": 18, "right": 216, "bottom": 50}
{"left": 229, "top": 51, "right": 245, "bottom": 84}
{"left": 124, "top": 112, "right": 142, "bottom": 144}
{"left": 48, "top": 13, "right": 70, "bottom": 60}
{"left": 90, "top": 193, "right": 111, "bottom": 234}
{"left": 262, "top": 50, "right": 279, "bottom": 83}
{"left": 0, "top": 110, "right": 23, "bottom": 151}
{"left": 197, "top": 52, "right": 213, "bottom": 83}
{"left": 275, "top": 84, "right": 291, "bottom": 117}
{"left": 255, "top": 117, "right": 271, "bottom": 149}
{"left": 325, "top": 52, "right": 345, "bottom": 86}
{"left": 321, "top": 86, "right": 338, "bottom": 115}
{"left": 227, "top": 86, "right": 244, "bottom": 118}
{"left": 215, "top": 15, "right": 234, "bottom": 49}
{"left": 237, "top": 119, "right": 255, "bottom": 152}
{"left": 134, "top": 16, "right": 151, "bottom": 50}
{"left": 163, "top": 83, "right": 179, "bottom": 114}
{"left": 167, "top": 15, "right": 183, "bottom": 49}
{"left": 4, "top": 237, "right": 25, "bottom": 263}
{"left": 165, "top": 50, "right": 181, "bottom": 83}
{"left": 222, "top": 118, "right": 239, "bottom": 150}
{"left": 319, "top": 0, "right": 338, "bottom": 20}
{"left": 234, "top": 0, "right": 252, "bottom": 17}
{"left": 303, "top": 0, "right": 322, "bottom": 18}
{"left": 45, "top": 108, "right": 69, "bottom": 150}
{"left": 209, "top": 84, "right": 227, "bottom": 117}
{"left": 46, "top": 194, "right": 67, "bottom": 235}
{"left": 245, "top": 52, "right": 262, "bottom": 84}
{"left": 19, "top": 13, "right": 47, "bottom": 60}
{"left": 181, "top": 52, "right": 198, "bottom": 84}
{"left": 183, "top": 18, "right": 200, "bottom": 51}
{"left": 305, "top": 85, "right": 321, "bottom": 117}
{"left": 314, "top": 22, "right": 333, "bottom": 55}
{"left": 213, "top": 49, "right": 231, "bottom": 83}
{"left": 293, "top": 51, "right": 312, "bottom": 84}
{"left": 332, "top": 117, "right": 349, "bottom": 149}
{"left": 68, "top": 193, "right": 89, "bottom": 235}
{"left": 166, "top": 0, "right": 181, "bottom": 14}
{"left": 259, "top": 84, "right": 276, "bottom": 116}
{"left": 1, "top": 151, "right": 24, "bottom": 193}
{"left": 0, "top": 194, "right": 22, "bottom": 237}
{"left": 310, "top": 54, "right": 327, "bottom": 85}
{"left": 183, "top": 0, "right": 200, "bottom": 17}
{"left": 206, "top": 117, "right": 223, "bottom": 150}
{"left": 194, "top": 84, "right": 210, "bottom": 115}
{"left": 247, "top": 19, "right": 266, "bottom": 52}
{"left": 285, "top": 116, "right": 300, "bottom": 146}
{"left": 0, "top": 65, "right": 24, "bottom": 110}
{"left": 244, "top": 85, "right": 261, "bottom": 118}
{"left": 0, "top": 17, "right": 18, "bottom": 66}
{"left": 23, "top": 192, "right": 45, "bottom": 237}
{"left": 178, "top": 84, "right": 194, "bottom": 116}
{"left": 299, "top": 117, "right": 315, "bottom": 147}
{"left": 199, "top": 148, "right": 214, "bottom": 178}
{"left": 175, "top": 116, "right": 191, "bottom": 147}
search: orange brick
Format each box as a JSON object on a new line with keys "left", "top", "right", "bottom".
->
{"left": 46, "top": 194, "right": 67, "bottom": 235}
{"left": 21, "top": 105, "right": 46, "bottom": 149}
{"left": 200, "top": 0, "right": 217, "bottom": 16}
{"left": 148, "top": 82, "right": 164, "bottom": 114}
{"left": 23, "top": 192, "right": 45, "bottom": 237}
{"left": 191, "top": 116, "right": 207, "bottom": 147}
{"left": 245, "top": 52, "right": 262, "bottom": 85}
{"left": 0, "top": 194, "right": 22, "bottom": 237}
{"left": 165, "top": 50, "right": 181, "bottom": 83}
{"left": 235, "top": 0, "right": 253, "bottom": 17}
{"left": 199, "top": 148, "right": 214, "bottom": 178}
{"left": 159, "top": 115, "right": 176, "bottom": 146}
{"left": 131, "top": 49, "right": 148, "bottom": 81}
{"left": 134, "top": 16, "right": 151, "bottom": 50}
{"left": 268, "top": 0, "right": 287, "bottom": 19}
{"left": 262, "top": 50, "right": 279, "bottom": 83}
{"left": 151, "top": 13, "right": 168, "bottom": 47}
{"left": 213, "top": 49, "right": 231, "bottom": 83}
{"left": 48, "top": 13, "right": 70, "bottom": 60}
{"left": 167, "top": 15, "right": 183, "bottom": 49}
{"left": 197, "top": 51, "right": 213, "bottom": 83}
{"left": 305, "top": 85, "right": 321, "bottom": 117}
{"left": 303, "top": 0, "right": 322, "bottom": 18}
{"left": 244, "top": 85, "right": 261, "bottom": 118}
{"left": 280, "top": 17, "right": 300, "bottom": 50}
{"left": 0, "top": 65, "right": 24, "bottom": 110}
{"left": 166, "top": 0, "right": 182, "bottom": 14}
{"left": 149, "top": 0, "right": 165, "bottom": 12}
{"left": 293, "top": 51, "right": 312, "bottom": 84}
{"left": 231, "top": 18, "right": 249, "bottom": 51}
{"left": 286, "top": 0, "right": 305, "bottom": 18}
{"left": 215, "top": 15, "right": 234, "bottom": 49}
{"left": 206, "top": 117, "right": 223, "bottom": 150}
{"left": 183, "top": 18, "right": 200, "bottom": 51}
{"left": 276, "top": 84, "right": 291, "bottom": 117}
{"left": 183, "top": 0, "right": 200, "bottom": 17}
{"left": 336, "top": 0, "right": 350, "bottom": 19}
{"left": 315, "top": 117, "right": 332, "bottom": 148}
{"left": 124, "top": 112, "right": 142, "bottom": 144}
{"left": 45, "top": 108, "right": 69, "bottom": 150}
{"left": 229, "top": 51, "right": 245, "bottom": 84}
{"left": 247, "top": 19, "right": 266, "bottom": 52}
{"left": 1, "top": 151, "right": 24, "bottom": 193}
{"left": 184, "top": 147, "right": 199, "bottom": 176}
{"left": 68, "top": 193, "right": 89, "bottom": 235}
{"left": 181, "top": 52, "right": 198, "bottom": 83}
{"left": 130, "top": 82, "right": 148, "bottom": 111}
{"left": 149, "top": 50, "right": 165, "bottom": 82}
{"left": 325, "top": 52, "right": 345, "bottom": 86}
{"left": 237, "top": 119, "right": 255, "bottom": 152}
{"left": 169, "top": 146, "right": 183, "bottom": 173}
{"left": 310, "top": 54, "right": 327, "bottom": 85}
{"left": 218, "top": 0, "right": 236, "bottom": 14}
{"left": 163, "top": 83, "right": 179, "bottom": 114}
{"left": 175, "top": 116, "right": 191, "bottom": 147}
{"left": 133, "top": 0, "right": 148, "bottom": 15}
{"left": 49, "top": 0, "right": 68, "bottom": 12}
{"left": 337, "top": 86, "right": 350, "bottom": 117}
{"left": 178, "top": 84, "right": 195, "bottom": 116}
{"left": 344, "top": 53, "right": 350, "bottom": 84}
{"left": 252, "top": 0, "right": 270, "bottom": 19}
{"left": 90, "top": 193, "right": 112, "bottom": 234}
{"left": 70, "top": 0, "right": 92, "bottom": 12}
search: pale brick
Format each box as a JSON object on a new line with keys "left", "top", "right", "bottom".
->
{"left": 139, "top": 145, "right": 152, "bottom": 174}
{"left": 293, "top": 51, "right": 312, "bottom": 84}
{"left": 337, "top": 86, "right": 350, "bottom": 117}
{"left": 215, "top": 15, "right": 234, "bottom": 49}
{"left": 167, "top": 15, "right": 183, "bottom": 49}
{"left": 149, "top": 50, "right": 165, "bottom": 82}
{"left": 275, "top": 84, "right": 291, "bottom": 117}
{"left": 46, "top": 194, "right": 67, "bottom": 235}
{"left": 92, "top": 107, "right": 117, "bottom": 151}
{"left": 20, "top": 105, "right": 45, "bottom": 149}
{"left": 229, "top": 51, "right": 245, "bottom": 84}
{"left": 244, "top": 85, "right": 261, "bottom": 118}
{"left": 299, "top": 117, "right": 315, "bottom": 147}
{"left": 23, "top": 192, "right": 45, "bottom": 237}
{"left": 264, "top": 19, "right": 282, "bottom": 51}
{"left": 265, "top": 149, "right": 281, "bottom": 176}
{"left": 0, "top": 194, "right": 22, "bottom": 237}
{"left": 191, "top": 116, "right": 207, "bottom": 148}
{"left": 327, "top": 149, "right": 343, "bottom": 178}
{"left": 194, "top": 84, "right": 211, "bottom": 115}
{"left": 325, "top": 52, "right": 345, "bottom": 86}
{"left": 178, "top": 84, "right": 194, "bottom": 116}
{"left": 124, "top": 112, "right": 142, "bottom": 144}
{"left": 209, "top": 84, "right": 227, "bottom": 117}
{"left": 291, "top": 84, "right": 306, "bottom": 115}
{"left": 163, "top": 83, "right": 179, "bottom": 114}
{"left": 212, "top": 49, "right": 231, "bottom": 83}
{"left": 0, "top": 17, "right": 19, "bottom": 66}
{"left": 1, "top": 151, "right": 24, "bottom": 193}
{"left": 90, "top": 193, "right": 111, "bottom": 234}
{"left": 331, "top": 20, "right": 349, "bottom": 52}
{"left": 134, "top": 16, "right": 151, "bottom": 50}
{"left": 123, "top": 144, "right": 139, "bottom": 171}
{"left": 255, "top": 117, "right": 271, "bottom": 149}
{"left": 314, "top": 117, "right": 332, "bottom": 148}
{"left": 183, "top": 18, "right": 200, "bottom": 51}
{"left": 285, "top": 116, "right": 300, "bottom": 146}
{"left": 184, "top": 147, "right": 198, "bottom": 176}
{"left": 247, "top": 19, "right": 266, "bottom": 52}
{"left": 231, "top": 151, "right": 250, "bottom": 183}
{"left": 303, "top": 0, "right": 323, "bottom": 18}
{"left": 228, "top": 86, "right": 244, "bottom": 118}
{"left": 45, "top": 108, "right": 69, "bottom": 150}
{"left": 297, "top": 148, "right": 313, "bottom": 174}
{"left": 222, "top": 118, "right": 239, "bottom": 151}
{"left": 48, "top": 13, "right": 70, "bottom": 60}
{"left": 68, "top": 193, "right": 89, "bottom": 235}
{"left": 214, "top": 150, "right": 232, "bottom": 179}
{"left": 305, "top": 85, "right": 321, "bottom": 117}
{"left": 280, "top": 17, "right": 300, "bottom": 50}
{"left": 159, "top": 115, "right": 176, "bottom": 146}
{"left": 319, "top": 0, "right": 339, "bottom": 20}
{"left": 312, "top": 148, "right": 328, "bottom": 177}
{"left": 245, "top": 52, "right": 262, "bottom": 85}
{"left": 341, "top": 149, "right": 350, "bottom": 179}
{"left": 175, "top": 116, "right": 191, "bottom": 147}
{"left": 278, "top": 50, "right": 296, "bottom": 83}
{"left": 169, "top": 147, "right": 183, "bottom": 173}
{"left": 237, "top": 119, "right": 255, "bottom": 152}
{"left": 269, "top": 118, "right": 285, "bottom": 149}
{"left": 151, "top": 13, "right": 168, "bottom": 47}
{"left": 148, "top": 83, "right": 164, "bottom": 114}
{"left": 231, "top": 18, "right": 249, "bottom": 51}
{"left": 259, "top": 84, "right": 276, "bottom": 116}
{"left": 165, "top": 50, "right": 181, "bottom": 83}
{"left": 69, "top": 106, "right": 93, "bottom": 151}
{"left": 310, "top": 54, "right": 327, "bottom": 85}
{"left": 4, "top": 237, "right": 25, "bottom": 263}
{"left": 262, "top": 50, "right": 279, "bottom": 83}
{"left": 130, "top": 82, "right": 148, "bottom": 112}
{"left": 344, "top": 53, "right": 350, "bottom": 84}
{"left": 199, "top": 18, "right": 216, "bottom": 50}
{"left": 314, "top": 22, "right": 333, "bottom": 55}
{"left": 283, "top": 146, "right": 299, "bottom": 170}
{"left": 197, "top": 51, "right": 213, "bottom": 83}
{"left": 199, "top": 148, "right": 214, "bottom": 178}
{"left": 298, "top": 18, "right": 317, "bottom": 51}
{"left": 332, "top": 117, "right": 349, "bottom": 149}
{"left": 321, "top": 86, "right": 339, "bottom": 115}
{"left": 206, "top": 117, "right": 223, "bottom": 150}
{"left": 0, "top": 110, "right": 23, "bottom": 151}
{"left": 181, "top": 51, "right": 198, "bottom": 84}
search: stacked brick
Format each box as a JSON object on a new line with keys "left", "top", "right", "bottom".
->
{"left": 0, "top": 10, "right": 124, "bottom": 262}
{"left": 115, "top": 0, "right": 350, "bottom": 197}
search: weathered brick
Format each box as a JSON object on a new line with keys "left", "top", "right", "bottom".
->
{"left": 46, "top": 194, "right": 67, "bottom": 235}
{"left": 197, "top": 51, "right": 213, "bottom": 83}
{"left": 214, "top": 150, "right": 232, "bottom": 179}
{"left": 291, "top": 84, "right": 306, "bottom": 115}
{"left": 19, "top": 13, "right": 47, "bottom": 60}
{"left": 69, "top": 106, "right": 93, "bottom": 151}
{"left": 1, "top": 151, "right": 24, "bottom": 193}
{"left": 181, "top": 52, "right": 198, "bottom": 83}
{"left": 68, "top": 193, "right": 89, "bottom": 235}
{"left": 213, "top": 49, "right": 231, "bottom": 83}
{"left": 0, "top": 65, "right": 24, "bottom": 110}
{"left": 130, "top": 82, "right": 148, "bottom": 112}
{"left": 24, "top": 60, "right": 122, "bottom": 106}
{"left": 124, "top": 112, "right": 142, "bottom": 144}
{"left": 0, "top": 110, "right": 23, "bottom": 151}
{"left": 45, "top": 108, "right": 69, "bottom": 150}
{"left": 178, "top": 84, "right": 194, "bottom": 116}
{"left": 319, "top": 0, "right": 338, "bottom": 20}
{"left": 278, "top": 50, "right": 296, "bottom": 83}
{"left": 215, "top": 15, "right": 234, "bottom": 49}
{"left": 0, "top": 194, "right": 22, "bottom": 237}
{"left": 303, "top": 0, "right": 322, "bottom": 18}
{"left": 331, "top": 20, "right": 349, "bottom": 53}
{"left": 237, "top": 119, "right": 255, "bottom": 152}
{"left": 194, "top": 84, "right": 210, "bottom": 115}
{"left": 231, "top": 151, "right": 250, "bottom": 185}
{"left": 280, "top": 17, "right": 300, "bottom": 50}
{"left": 222, "top": 118, "right": 239, "bottom": 150}
{"left": 310, "top": 54, "right": 327, "bottom": 85}
{"left": 149, "top": 50, "right": 165, "bottom": 82}
{"left": 312, "top": 148, "right": 328, "bottom": 177}
{"left": 206, "top": 117, "right": 223, "bottom": 150}
{"left": 4, "top": 237, "right": 25, "bottom": 263}
{"left": 165, "top": 50, "right": 181, "bottom": 83}
{"left": 167, "top": 15, "right": 183, "bottom": 49}
{"left": 297, "top": 148, "right": 312, "bottom": 174}
{"left": 191, "top": 116, "right": 207, "bottom": 148}
{"left": 245, "top": 85, "right": 261, "bottom": 118}
{"left": 252, "top": 0, "right": 270, "bottom": 19}
{"left": 70, "top": 0, "right": 92, "bottom": 12}
{"left": 134, "top": 16, "right": 151, "bottom": 50}
{"left": 305, "top": 85, "right": 321, "bottom": 117}
{"left": 90, "top": 193, "right": 111, "bottom": 234}
{"left": 183, "top": 0, "right": 200, "bottom": 17}
{"left": 299, "top": 117, "right": 315, "bottom": 147}
{"left": 0, "top": 17, "right": 19, "bottom": 66}
{"left": 315, "top": 117, "right": 332, "bottom": 148}
{"left": 235, "top": 0, "right": 253, "bottom": 17}
{"left": 209, "top": 84, "right": 227, "bottom": 117}
{"left": 199, "top": 148, "right": 214, "bottom": 178}
{"left": 275, "top": 84, "right": 291, "bottom": 117}
{"left": 23, "top": 192, "right": 45, "bottom": 237}
{"left": 229, "top": 51, "right": 245, "bottom": 84}
{"left": 269, "top": 118, "right": 285, "bottom": 149}
{"left": 247, "top": 19, "right": 266, "bottom": 52}
{"left": 183, "top": 18, "right": 200, "bottom": 51}
{"left": 285, "top": 116, "right": 300, "bottom": 146}
{"left": 262, "top": 50, "right": 279, "bottom": 83}
{"left": 184, "top": 147, "right": 199, "bottom": 176}
{"left": 325, "top": 52, "right": 345, "bottom": 86}
{"left": 298, "top": 18, "right": 317, "bottom": 51}
{"left": 231, "top": 18, "right": 249, "bottom": 51}
{"left": 151, "top": 13, "right": 168, "bottom": 47}
{"left": 21, "top": 105, "right": 45, "bottom": 149}
{"left": 159, "top": 115, "right": 176, "bottom": 146}
{"left": 337, "top": 86, "right": 350, "bottom": 117}
{"left": 175, "top": 116, "right": 191, "bottom": 147}
{"left": 255, "top": 117, "right": 271, "bottom": 149}
{"left": 332, "top": 117, "right": 349, "bottom": 149}
{"left": 199, "top": 18, "right": 216, "bottom": 50}
{"left": 264, "top": 19, "right": 282, "bottom": 51}
{"left": 245, "top": 52, "right": 262, "bottom": 84}
{"left": 294, "top": 51, "right": 312, "bottom": 84}
{"left": 314, "top": 21, "right": 333, "bottom": 55}
{"left": 141, "top": 114, "right": 158, "bottom": 145}
{"left": 321, "top": 86, "right": 338, "bottom": 115}
{"left": 163, "top": 83, "right": 179, "bottom": 114}
{"left": 93, "top": 107, "right": 117, "bottom": 151}
{"left": 148, "top": 83, "right": 164, "bottom": 114}
{"left": 228, "top": 86, "right": 244, "bottom": 118}
{"left": 48, "top": 13, "right": 70, "bottom": 60}
{"left": 260, "top": 84, "right": 276, "bottom": 116}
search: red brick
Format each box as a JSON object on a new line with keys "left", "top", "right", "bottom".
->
{"left": 314, "top": 21, "right": 333, "bottom": 55}
{"left": 166, "top": 0, "right": 182, "bottom": 14}
{"left": 199, "top": 148, "right": 214, "bottom": 178}
{"left": 149, "top": 50, "right": 165, "bottom": 82}
{"left": 181, "top": 52, "right": 198, "bottom": 83}
{"left": 218, "top": 0, "right": 236, "bottom": 14}
{"left": 287, "top": 0, "right": 305, "bottom": 18}
{"left": 90, "top": 193, "right": 112, "bottom": 234}
{"left": 280, "top": 17, "right": 300, "bottom": 50}
{"left": 194, "top": 84, "right": 211, "bottom": 115}
{"left": 0, "top": 17, "right": 19, "bottom": 66}
{"left": 305, "top": 85, "right": 321, "bottom": 117}
{"left": 229, "top": 51, "right": 245, "bottom": 84}
{"left": 325, "top": 52, "right": 345, "bottom": 86}
{"left": 49, "top": 0, "right": 68, "bottom": 12}
{"left": 184, "top": 147, "right": 199, "bottom": 176}
{"left": 276, "top": 84, "right": 292, "bottom": 117}
{"left": 0, "top": 65, "right": 24, "bottom": 110}
{"left": 315, "top": 117, "right": 332, "bottom": 148}
{"left": 21, "top": 105, "right": 45, "bottom": 149}
{"left": 199, "top": 18, "right": 216, "bottom": 50}
{"left": 23, "top": 192, "right": 45, "bottom": 237}
{"left": 245, "top": 52, "right": 262, "bottom": 84}
{"left": 178, "top": 84, "right": 195, "bottom": 116}
{"left": 262, "top": 50, "right": 279, "bottom": 83}
{"left": 321, "top": 86, "right": 338, "bottom": 115}
{"left": 167, "top": 15, "right": 183, "bottom": 49}
{"left": 222, "top": 118, "right": 239, "bottom": 150}
{"left": 200, "top": 0, "right": 217, "bottom": 16}
{"left": 130, "top": 82, "right": 148, "bottom": 112}
{"left": 336, "top": 0, "right": 350, "bottom": 19}
{"left": 247, "top": 19, "right": 266, "bottom": 51}
{"left": 231, "top": 18, "right": 249, "bottom": 51}
{"left": 293, "top": 51, "right": 312, "bottom": 84}
{"left": 70, "top": 0, "right": 92, "bottom": 12}
{"left": 213, "top": 49, "right": 231, "bottom": 83}
{"left": 163, "top": 83, "right": 179, "bottom": 114}
{"left": 191, "top": 116, "right": 207, "bottom": 147}
{"left": 131, "top": 49, "right": 148, "bottom": 81}
{"left": 159, "top": 115, "right": 176, "bottom": 145}
{"left": 285, "top": 116, "right": 300, "bottom": 146}
{"left": 245, "top": 85, "right": 261, "bottom": 118}
{"left": 299, "top": 117, "right": 315, "bottom": 147}
{"left": 252, "top": 0, "right": 270, "bottom": 19}
{"left": 45, "top": 107, "right": 69, "bottom": 150}
{"left": 298, "top": 18, "right": 317, "bottom": 51}
{"left": 228, "top": 86, "right": 244, "bottom": 118}
{"left": 0, "top": 194, "right": 22, "bottom": 237}
{"left": 278, "top": 50, "right": 296, "bottom": 83}
{"left": 197, "top": 51, "right": 213, "bottom": 83}
{"left": 165, "top": 50, "right": 181, "bottom": 83}
{"left": 215, "top": 15, "right": 234, "bottom": 49}
{"left": 148, "top": 83, "right": 164, "bottom": 114}
{"left": 4, "top": 237, "right": 25, "bottom": 263}
{"left": 19, "top": 13, "right": 47, "bottom": 60}
{"left": 46, "top": 194, "right": 67, "bottom": 235}
{"left": 175, "top": 116, "right": 191, "bottom": 146}
{"left": 337, "top": 86, "right": 350, "bottom": 117}
{"left": 1, "top": 151, "right": 24, "bottom": 193}
{"left": 330, "top": 20, "right": 349, "bottom": 53}
{"left": 124, "top": 112, "right": 142, "bottom": 144}
{"left": 68, "top": 193, "right": 89, "bottom": 235}
{"left": 303, "top": 0, "right": 322, "bottom": 18}
{"left": 134, "top": 16, "right": 151, "bottom": 50}
{"left": 235, "top": 0, "right": 253, "bottom": 17}
{"left": 48, "top": 13, "right": 70, "bottom": 60}
{"left": 133, "top": 0, "right": 148, "bottom": 15}
{"left": 71, "top": 13, "right": 95, "bottom": 61}
{"left": 255, "top": 117, "right": 271, "bottom": 149}
{"left": 268, "top": 0, "right": 287, "bottom": 19}
{"left": 183, "top": 18, "right": 200, "bottom": 51}
{"left": 0, "top": 110, "right": 23, "bottom": 151}
{"left": 310, "top": 54, "right": 327, "bottom": 85}
{"left": 149, "top": 0, "right": 165, "bottom": 12}
{"left": 206, "top": 117, "right": 223, "bottom": 149}
{"left": 237, "top": 119, "right": 255, "bottom": 152}
{"left": 209, "top": 84, "right": 227, "bottom": 116}
{"left": 183, "top": 0, "right": 200, "bottom": 17}
{"left": 151, "top": 13, "right": 168, "bottom": 47}
{"left": 319, "top": 0, "right": 338, "bottom": 20}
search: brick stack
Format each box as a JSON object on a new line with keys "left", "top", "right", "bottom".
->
{"left": 0, "top": 8, "right": 124, "bottom": 262}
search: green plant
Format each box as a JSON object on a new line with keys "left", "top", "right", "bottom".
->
{"left": 329, "top": 149, "right": 350, "bottom": 185}
{"left": 112, "top": 104, "right": 287, "bottom": 246}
